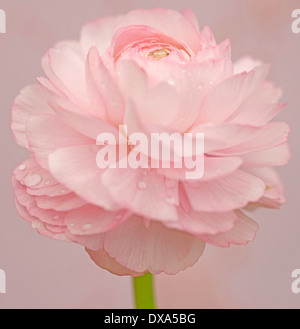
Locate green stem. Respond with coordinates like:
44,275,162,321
133,273,156,309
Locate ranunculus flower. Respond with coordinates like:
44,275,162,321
11,8,290,276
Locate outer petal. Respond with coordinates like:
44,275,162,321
34,193,87,211
49,101,120,140
157,156,243,181
13,158,72,197
86,248,146,277
12,175,67,227
230,103,285,127
41,41,89,108
165,207,237,235
14,201,69,242
48,145,119,211
234,56,263,74
80,8,202,55
228,80,283,125
190,122,260,153
200,210,258,247
12,158,80,227
102,167,178,221
181,8,200,31
243,167,286,208
241,143,291,167
13,158,126,241
26,114,92,169
14,158,56,189
65,205,129,235
184,169,266,212
197,65,269,124
198,26,216,47
212,122,290,156
11,84,53,149
102,216,206,275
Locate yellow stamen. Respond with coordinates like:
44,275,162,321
148,49,170,61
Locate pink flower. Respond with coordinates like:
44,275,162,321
11,8,290,276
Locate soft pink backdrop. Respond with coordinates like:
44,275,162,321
0,0,299,309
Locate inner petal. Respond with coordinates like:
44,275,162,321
111,25,192,62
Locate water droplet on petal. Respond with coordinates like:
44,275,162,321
23,174,42,187
45,180,51,185
60,189,67,194
53,215,60,220
82,223,92,231
138,181,147,190
18,164,26,171
168,78,176,86
197,84,203,90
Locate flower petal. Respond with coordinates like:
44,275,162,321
200,210,258,247
102,167,178,221
65,205,129,235
165,208,237,235
86,47,125,125
234,56,263,74
184,169,266,212
181,9,200,31
14,201,69,241
34,193,87,211
212,122,290,155
243,167,286,208
12,174,67,227
48,145,119,211
102,216,205,274
198,65,270,124
241,143,291,167
26,114,92,169
41,41,88,107
157,156,243,181
80,8,202,55
85,248,145,277
11,84,53,149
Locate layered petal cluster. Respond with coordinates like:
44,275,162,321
11,8,290,275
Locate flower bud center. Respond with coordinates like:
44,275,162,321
148,48,170,61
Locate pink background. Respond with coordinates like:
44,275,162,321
0,0,299,309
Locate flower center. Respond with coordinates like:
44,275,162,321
148,48,170,61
